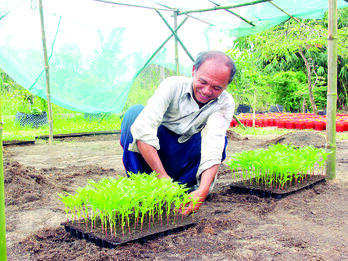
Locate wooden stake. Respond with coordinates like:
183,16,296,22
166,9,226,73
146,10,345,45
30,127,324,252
174,10,179,75
39,0,53,144
325,0,337,180
0,71,7,261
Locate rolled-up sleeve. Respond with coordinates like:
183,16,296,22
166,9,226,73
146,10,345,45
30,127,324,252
196,93,235,186
128,79,174,153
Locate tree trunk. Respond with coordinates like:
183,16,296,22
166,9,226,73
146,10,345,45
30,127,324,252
299,48,318,114
302,96,307,113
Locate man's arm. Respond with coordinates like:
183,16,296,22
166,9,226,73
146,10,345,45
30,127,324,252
182,164,220,215
136,140,171,179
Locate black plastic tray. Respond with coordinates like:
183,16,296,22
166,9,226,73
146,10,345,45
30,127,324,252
63,222,195,249
228,175,326,199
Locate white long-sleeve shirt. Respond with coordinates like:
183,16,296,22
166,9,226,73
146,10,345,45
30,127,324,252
129,75,235,183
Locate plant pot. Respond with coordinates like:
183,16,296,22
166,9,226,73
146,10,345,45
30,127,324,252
277,119,286,128
295,121,304,129
246,119,253,127
304,120,314,129
344,121,348,131
255,119,263,127
314,121,326,131
15,111,48,128
285,120,295,129
267,118,274,127
336,121,345,132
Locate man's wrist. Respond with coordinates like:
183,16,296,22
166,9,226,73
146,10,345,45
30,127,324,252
157,173,171,179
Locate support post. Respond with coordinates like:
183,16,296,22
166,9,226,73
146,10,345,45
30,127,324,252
39,0,53,144
133,16,188,80
174,10,179,75
325,0,337,179
155,9,195,62
0,72,7,261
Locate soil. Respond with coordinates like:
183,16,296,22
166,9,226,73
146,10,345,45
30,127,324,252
3,131,348,261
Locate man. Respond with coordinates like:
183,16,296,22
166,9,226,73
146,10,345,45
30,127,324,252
120,50,236,214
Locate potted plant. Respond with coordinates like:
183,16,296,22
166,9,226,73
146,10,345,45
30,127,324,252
15,93,48,128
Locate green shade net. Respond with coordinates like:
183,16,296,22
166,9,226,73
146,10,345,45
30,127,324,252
0,0,347,113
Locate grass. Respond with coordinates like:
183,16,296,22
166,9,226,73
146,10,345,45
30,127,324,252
2,114,122,141
231,126,292,136
231,126,348,140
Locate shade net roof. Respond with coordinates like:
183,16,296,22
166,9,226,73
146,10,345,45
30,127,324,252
1,0,347,113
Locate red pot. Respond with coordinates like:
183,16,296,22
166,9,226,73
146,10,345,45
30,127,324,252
285,120,295,129
304,120,314,129
314,121,326,131
337,121,345,132
295,121,304,129
277,119,286,128
267,118,274,126
344,121,348,131
255,119,263,127
246,119,253,127
230,118,237,127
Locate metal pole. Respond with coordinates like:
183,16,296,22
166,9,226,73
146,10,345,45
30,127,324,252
174,10,179,75
326,0,337,179
0,71,7,261
39,0,53,144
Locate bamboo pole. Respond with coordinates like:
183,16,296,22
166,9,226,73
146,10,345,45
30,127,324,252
39,0,53,144
177,0,272,16
233,115,246,129
268,1,301,23
0,72,7,261
133,17,188,81
94,0,170,11
155,9,194,62
208,0,255,27
325,0,337,180
174,11,179,75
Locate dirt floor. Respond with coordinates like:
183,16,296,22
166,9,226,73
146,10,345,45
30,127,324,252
3,130,348,261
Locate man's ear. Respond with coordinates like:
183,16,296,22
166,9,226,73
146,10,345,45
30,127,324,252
192,65,196,77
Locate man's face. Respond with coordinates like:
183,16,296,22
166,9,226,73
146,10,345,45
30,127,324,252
192,59,230,106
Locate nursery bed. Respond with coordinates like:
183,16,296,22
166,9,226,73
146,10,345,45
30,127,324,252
4,133,348,261
228,174,326,199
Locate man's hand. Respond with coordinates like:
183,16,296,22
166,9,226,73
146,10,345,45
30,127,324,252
182,188,208,215
181,164,220,215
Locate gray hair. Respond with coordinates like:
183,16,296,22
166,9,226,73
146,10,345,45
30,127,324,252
194,50,236,84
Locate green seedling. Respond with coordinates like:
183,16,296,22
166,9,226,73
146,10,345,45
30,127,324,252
58,172,195,238
226,144,331,190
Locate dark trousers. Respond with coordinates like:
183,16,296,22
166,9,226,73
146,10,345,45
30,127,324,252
120,104,227,188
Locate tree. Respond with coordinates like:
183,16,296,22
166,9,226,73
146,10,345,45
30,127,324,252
232,8,348,112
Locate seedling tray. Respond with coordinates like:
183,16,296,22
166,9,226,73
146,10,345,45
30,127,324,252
62,217,195,249
228,175,326,199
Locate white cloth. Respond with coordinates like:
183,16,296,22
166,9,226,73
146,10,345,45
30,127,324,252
129,75,235,183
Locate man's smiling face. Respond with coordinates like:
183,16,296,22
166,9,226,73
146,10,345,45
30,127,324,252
192,58,230,107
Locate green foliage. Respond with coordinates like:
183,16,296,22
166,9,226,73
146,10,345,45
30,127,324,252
227,49,274,112
58,173,197,236
271,71,307,112
231,10,348,111
124,64,177,110
226,144,330,189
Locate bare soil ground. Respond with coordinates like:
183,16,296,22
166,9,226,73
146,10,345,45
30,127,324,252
3,131,348,261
